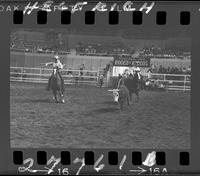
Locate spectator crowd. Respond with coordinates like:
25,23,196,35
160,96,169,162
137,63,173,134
10,35,191,76
149,65,191,75
11,37,190,59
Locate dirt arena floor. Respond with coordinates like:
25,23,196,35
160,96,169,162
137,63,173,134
10,82,190,149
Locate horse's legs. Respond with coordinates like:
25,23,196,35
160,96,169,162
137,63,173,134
61,78,65,93
59,91,65,103
135,91,139,102
119,101,123,111
53,90,58,103
129,91,133,103
127,96,130,106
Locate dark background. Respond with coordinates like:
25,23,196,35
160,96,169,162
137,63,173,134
0,1,199,175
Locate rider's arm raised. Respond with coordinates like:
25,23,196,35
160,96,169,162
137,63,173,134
45,62,54,66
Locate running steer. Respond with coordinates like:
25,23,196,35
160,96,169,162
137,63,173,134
109,85,130,110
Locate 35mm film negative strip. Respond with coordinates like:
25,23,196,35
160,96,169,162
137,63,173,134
0,0,199,175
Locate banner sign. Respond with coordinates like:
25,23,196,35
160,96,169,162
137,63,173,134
113,57,150,67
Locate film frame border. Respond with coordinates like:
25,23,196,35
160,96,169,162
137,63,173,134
0,0,199,175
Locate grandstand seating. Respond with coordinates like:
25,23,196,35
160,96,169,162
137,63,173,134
10,30,191,76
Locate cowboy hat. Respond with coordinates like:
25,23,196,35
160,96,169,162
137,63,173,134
53,55,59,59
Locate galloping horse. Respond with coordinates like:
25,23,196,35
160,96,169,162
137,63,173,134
49,68,65,103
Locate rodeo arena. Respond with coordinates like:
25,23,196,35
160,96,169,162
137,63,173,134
10,29,190,149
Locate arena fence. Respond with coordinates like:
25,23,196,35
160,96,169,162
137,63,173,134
10,67,191,91
10,66,106,87
109,73,191,91
150,73,191,91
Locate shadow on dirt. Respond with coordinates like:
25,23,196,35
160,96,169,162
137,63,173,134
28,99,51,103
100,101,117,105
82,107,119,117
93,107,119,113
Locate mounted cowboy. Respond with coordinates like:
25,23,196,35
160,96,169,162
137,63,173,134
45,55,65,92
134,62,141,80
117,72,127,89
116,72,130,110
